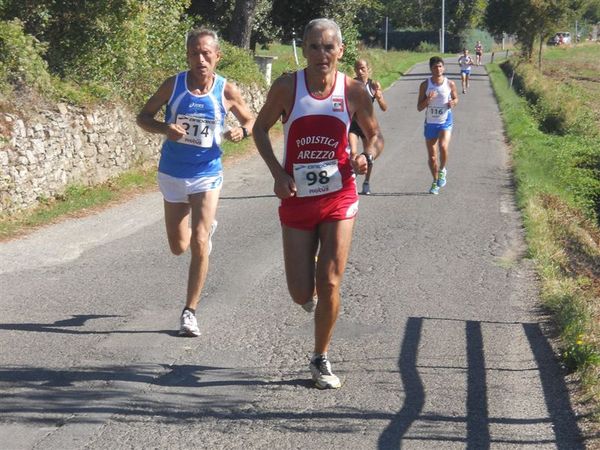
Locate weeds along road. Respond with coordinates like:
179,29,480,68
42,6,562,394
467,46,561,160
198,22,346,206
0,57,586,449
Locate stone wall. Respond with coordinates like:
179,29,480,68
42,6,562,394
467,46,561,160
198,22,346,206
0,84,266,214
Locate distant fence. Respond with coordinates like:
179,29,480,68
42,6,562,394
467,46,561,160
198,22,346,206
374,30,462,53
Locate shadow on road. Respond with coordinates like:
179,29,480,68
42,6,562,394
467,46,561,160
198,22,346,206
0,314,175,336
0,317,585,448
378,316,584,449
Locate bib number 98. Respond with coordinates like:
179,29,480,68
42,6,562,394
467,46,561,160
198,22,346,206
293,159,342,197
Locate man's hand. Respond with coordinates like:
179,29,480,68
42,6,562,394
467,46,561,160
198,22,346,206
224,126,246,142
274,172,297,199
166,123,186,141
351,153,369,175
371,81,382,98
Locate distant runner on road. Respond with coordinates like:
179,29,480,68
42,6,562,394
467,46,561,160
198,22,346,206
349,59,387,195
458,48,474,94
416,56,458,195
475,40,483,66
136,27,254,337
253,18,383,389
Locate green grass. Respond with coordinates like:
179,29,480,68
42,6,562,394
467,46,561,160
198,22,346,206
0,168,158,240
488,61,600,419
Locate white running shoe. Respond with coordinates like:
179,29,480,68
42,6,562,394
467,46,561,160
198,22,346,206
208,221,218,255
301,296,318,313
309,355,341,389
179,310,200,337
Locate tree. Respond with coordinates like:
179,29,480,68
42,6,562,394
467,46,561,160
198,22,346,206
385,0,484,35
228,0,259,48
485,0,581,62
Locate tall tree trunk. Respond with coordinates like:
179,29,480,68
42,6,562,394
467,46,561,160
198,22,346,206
228,0,258,49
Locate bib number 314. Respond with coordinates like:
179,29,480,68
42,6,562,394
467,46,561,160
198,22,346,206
293,159,342,197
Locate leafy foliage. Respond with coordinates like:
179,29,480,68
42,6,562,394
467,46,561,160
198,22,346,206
485,0,584,60
0,18,51,94
385,0,486,36
0,0,262,108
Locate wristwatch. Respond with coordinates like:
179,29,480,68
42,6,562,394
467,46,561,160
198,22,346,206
361,152,374,167
241,126,249,138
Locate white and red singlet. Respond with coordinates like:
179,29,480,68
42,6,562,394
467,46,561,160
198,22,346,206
279,69,359,230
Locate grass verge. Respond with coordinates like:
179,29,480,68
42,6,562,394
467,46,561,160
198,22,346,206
488,62,600,422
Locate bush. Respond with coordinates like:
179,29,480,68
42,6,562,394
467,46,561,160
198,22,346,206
415,41,438,53
218,40,265,87
0,19,52,94
459,29,495,53
0,1,264,108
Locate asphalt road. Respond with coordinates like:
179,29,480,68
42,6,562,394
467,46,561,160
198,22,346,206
0,57,586,449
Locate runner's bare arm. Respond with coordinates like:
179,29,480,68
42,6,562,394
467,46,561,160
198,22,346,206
448,80,459,108
136,77,185,141
223,81,255,142
371,80,388,112
349,79,384,170
417,80,433,112
253,75,297,199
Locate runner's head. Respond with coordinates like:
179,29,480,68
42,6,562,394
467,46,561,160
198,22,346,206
302,19,344,74
354,59,370,81
428,56,445,76
186,28,221,78
462,48,469,56
303,18,342,45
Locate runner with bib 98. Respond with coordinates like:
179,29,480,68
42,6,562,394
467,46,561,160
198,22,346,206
253,18,383,389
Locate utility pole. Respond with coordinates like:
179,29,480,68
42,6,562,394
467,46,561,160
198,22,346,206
441,0,445,53
385,17,389,51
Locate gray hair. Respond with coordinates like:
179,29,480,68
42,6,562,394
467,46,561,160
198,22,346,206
303,18,343,44
186,28,220,50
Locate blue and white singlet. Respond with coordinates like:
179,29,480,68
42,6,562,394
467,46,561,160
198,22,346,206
159,71,227,178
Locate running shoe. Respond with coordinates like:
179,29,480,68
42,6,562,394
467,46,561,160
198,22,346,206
361,182,371,195
179,310,200,337
208,221,218,255
301,296,318,313
309,354,341,389
437,168,447,188
429,182,440,195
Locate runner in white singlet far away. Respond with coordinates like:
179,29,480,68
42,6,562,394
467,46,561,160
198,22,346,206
349,59,387,195
137,28,254,337
458,48,474,94
253,18,383,389
417,56,458,195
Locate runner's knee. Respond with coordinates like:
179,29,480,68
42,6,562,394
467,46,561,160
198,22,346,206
189,230,210,255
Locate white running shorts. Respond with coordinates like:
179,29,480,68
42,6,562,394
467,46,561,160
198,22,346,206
158,171,223,204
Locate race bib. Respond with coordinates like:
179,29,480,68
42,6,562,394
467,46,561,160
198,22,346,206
426,105,449,124
293,159,342,197
175,114,217,148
